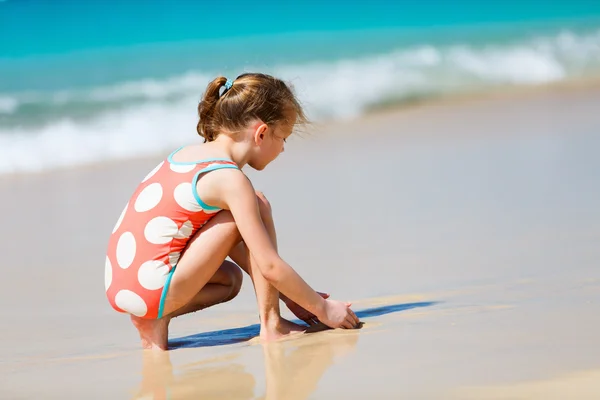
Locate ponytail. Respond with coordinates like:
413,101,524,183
197,76,228,143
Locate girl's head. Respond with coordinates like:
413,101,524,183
197,72,307,170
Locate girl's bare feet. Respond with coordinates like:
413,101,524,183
130,315,170,351
260,316,307,342
129,260,243,351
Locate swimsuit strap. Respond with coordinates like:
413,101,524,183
192,160,239,211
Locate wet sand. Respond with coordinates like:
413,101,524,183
1,84,599,399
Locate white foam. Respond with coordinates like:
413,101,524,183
87,72,213,102
0,98,197,174
447,45,565,83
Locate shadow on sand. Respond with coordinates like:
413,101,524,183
169,301,438,350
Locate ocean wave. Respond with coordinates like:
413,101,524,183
278,28,600,119
0,100,197,174
1,27,599,174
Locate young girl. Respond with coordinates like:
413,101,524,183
105,72,359,350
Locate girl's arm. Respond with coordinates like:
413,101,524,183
201,168,358,329
217,170,328,318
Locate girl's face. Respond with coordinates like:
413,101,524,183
249,113,295,170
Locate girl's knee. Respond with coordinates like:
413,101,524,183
230,263,243,292
213,210,242,240
230,268,243,298
221,261,243,299
255,191,273,221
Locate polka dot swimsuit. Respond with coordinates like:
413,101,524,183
105,147,239,319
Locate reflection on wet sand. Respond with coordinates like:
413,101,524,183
132,300,437,399
132,331,359,400
258,331,360,400
133,351,255,399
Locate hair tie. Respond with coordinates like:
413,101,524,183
224,79,233,90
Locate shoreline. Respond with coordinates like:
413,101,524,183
2,75,600,181
362,73,600,115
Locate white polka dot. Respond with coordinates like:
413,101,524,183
174,182,220,213
112,203,128,233
169,163,196,173
105,257,112,291
134,183,163,212
175,220,194,239
138,260,170,290
142,161,164,183
115,290,148,317
116,232,136,269
173,182,202,212
144,216,178,245
169,252,180,266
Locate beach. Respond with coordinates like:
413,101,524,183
1,83,599,399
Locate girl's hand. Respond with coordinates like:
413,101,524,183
318,299,360,329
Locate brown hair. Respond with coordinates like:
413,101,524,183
197,72,308,142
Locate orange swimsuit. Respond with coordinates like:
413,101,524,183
105,147,238,319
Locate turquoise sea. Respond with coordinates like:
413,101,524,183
1,0,600,173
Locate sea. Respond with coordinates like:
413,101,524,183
1,0,600,174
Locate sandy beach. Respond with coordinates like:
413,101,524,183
1,84,599,399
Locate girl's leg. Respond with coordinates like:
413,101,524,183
167,260,243,319
131,192,302,351
228,242,305,341
156,190,305,344
131,260,242,351
131,210,242,351
228,191,305,340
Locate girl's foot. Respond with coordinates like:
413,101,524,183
260,316,307,342
130,315,170,351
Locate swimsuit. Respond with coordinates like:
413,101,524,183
104,147,239,319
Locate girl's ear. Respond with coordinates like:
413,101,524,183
253,123,268,145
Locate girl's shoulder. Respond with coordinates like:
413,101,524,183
167,145,236,166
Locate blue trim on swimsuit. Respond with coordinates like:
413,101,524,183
157,267,176,319
192,164,239,210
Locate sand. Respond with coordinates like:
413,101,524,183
1,84,599,399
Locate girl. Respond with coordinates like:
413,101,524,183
105,72,359,350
